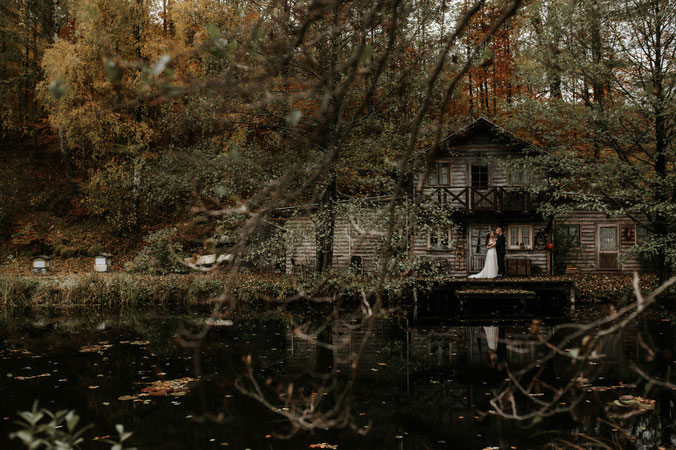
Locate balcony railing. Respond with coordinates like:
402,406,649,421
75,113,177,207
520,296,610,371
427,186,536,213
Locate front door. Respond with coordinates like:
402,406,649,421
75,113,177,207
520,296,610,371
598,225,619,270
469,225,491,272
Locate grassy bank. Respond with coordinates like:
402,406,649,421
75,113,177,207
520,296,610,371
0,271,662,309
0,273,225,308
0,272,398,309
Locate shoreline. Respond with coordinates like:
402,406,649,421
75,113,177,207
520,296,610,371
0,271,662,309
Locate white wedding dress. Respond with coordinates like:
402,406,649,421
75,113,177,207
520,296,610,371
469,246,499,279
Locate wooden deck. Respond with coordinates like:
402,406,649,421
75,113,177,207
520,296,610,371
417,277,576,311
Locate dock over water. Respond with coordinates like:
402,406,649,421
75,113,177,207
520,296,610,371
416,277,576,312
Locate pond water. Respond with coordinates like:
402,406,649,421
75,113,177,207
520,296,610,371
0,303,674,449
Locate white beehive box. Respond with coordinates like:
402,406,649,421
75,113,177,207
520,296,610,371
94,253,113,272
31,256,51,274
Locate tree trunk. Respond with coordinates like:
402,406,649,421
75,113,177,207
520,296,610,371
314,9,341,273
652,0,668,281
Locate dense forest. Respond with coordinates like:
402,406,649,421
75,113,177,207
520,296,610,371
0,0,673,277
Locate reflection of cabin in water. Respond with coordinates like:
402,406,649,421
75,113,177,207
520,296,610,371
284,118,646,276
283,317,643,378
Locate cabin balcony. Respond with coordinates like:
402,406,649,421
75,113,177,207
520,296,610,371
426,186,538,214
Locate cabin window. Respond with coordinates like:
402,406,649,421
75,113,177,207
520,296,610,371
507,169,531,186
427,163,451,186
471,165,489,189
508,225,532,250
558,224,580,246
636,224,651,244
427,227,452,251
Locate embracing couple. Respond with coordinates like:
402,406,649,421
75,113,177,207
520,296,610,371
469,227,506,279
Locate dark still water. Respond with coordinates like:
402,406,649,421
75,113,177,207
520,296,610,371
0,305,674,449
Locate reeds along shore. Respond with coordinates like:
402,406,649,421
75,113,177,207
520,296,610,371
0,272,662,309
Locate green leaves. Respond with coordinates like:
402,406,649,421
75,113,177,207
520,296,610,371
10,401,97,450
207,23,221,40
105,424,136,450
357,44,374,65
115,424,133,443
207,23,237,57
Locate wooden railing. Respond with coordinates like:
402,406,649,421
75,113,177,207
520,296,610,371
427,186,535,213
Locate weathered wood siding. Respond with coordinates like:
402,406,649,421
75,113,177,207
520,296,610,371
411,219,549,276
285,216,382,273
555,211,644,272
416,146,523,207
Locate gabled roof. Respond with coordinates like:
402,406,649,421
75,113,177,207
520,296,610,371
428,117,532,155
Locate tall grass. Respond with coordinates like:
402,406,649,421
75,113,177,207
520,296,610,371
0,271,398,309
0,274,225,309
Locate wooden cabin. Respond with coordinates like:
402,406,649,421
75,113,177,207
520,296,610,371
412,117,549,276
284,118,646,276
284,213,384,274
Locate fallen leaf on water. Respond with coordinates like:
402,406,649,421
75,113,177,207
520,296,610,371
590,383,637,392
118,395,138,401
88,385,99,389
15,373,51,380
80,343,112,353
129,341,150,346
93,435,110,441
140,377,197,396
309,444,338,449
609,395,655,410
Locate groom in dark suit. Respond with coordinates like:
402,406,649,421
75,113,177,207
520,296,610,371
495,227,506,277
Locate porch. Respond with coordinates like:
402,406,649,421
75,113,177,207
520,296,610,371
428,186,537,213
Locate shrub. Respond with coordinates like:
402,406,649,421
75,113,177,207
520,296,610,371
128,228,189,275
84,162,138,234
552,227,581,275
10,401,136,450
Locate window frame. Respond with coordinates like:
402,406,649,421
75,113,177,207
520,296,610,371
426,226,453,251
636,224,651,244
471,164,489,189
506,168,531,187
597,224,620,270
426,162,452,186
507,224,534,250
557,223,581,247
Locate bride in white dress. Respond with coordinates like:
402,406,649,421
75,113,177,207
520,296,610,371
469,231,499,279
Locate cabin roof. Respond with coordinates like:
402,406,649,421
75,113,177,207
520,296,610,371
428,117,532,156
31,255,51,260
95,253,113,257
